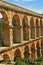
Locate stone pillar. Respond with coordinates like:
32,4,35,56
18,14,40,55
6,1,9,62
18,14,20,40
34,18,36,39
9,25,13,47
21,27,23,43
35,43,37,58
29,26,31,40
29,44,31,58
28,17,31,40
8,23,13,47
8,11,13,47
20,16,23,44
34,27,36,39
39,26,41,37
38,27,40,37
39,40,42,56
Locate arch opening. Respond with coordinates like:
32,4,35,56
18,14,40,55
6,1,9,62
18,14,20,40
36,41,40,57
3,54,10,62
0,13,4,47
12,14,21,43
22,16,29,41
30,18,35,39
14,49,21,61
36,19,39,37
41,39,43,56
24,46,29,58
0,11,10,47
31,43,35,58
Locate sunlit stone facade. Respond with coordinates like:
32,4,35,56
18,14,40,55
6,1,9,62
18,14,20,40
0,0,43,61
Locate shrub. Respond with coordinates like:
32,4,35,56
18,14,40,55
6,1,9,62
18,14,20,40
15,60,28,65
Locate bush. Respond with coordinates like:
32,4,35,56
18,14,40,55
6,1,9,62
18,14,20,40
36,56,43,62
15,60,28,65
15,56,43,65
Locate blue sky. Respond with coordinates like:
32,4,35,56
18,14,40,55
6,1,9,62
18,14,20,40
5,0,43,14
0,0,43,18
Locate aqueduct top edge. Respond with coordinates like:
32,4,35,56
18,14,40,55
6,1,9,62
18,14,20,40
0,1,43,18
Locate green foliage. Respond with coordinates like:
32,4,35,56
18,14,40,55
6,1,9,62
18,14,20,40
15,60,28,65
15,56,43,65
0,56,43,65
36,56,43,62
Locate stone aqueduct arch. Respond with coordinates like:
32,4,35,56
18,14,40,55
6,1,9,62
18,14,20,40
24,46,29,58
22,16,29,40
0,1,43,46
30,17,35,39
36,18,39,37
3,53,10,62
31,43,35,58
0,11,8,22
2,41,43,61
41,39,43,56
0,1,43,60
0,11,10,46
12,14,21,43
14,49,21,60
